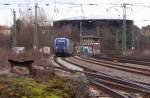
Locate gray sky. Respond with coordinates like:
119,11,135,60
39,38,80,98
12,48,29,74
0,0,150,28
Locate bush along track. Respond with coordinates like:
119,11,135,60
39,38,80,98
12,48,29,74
0,75,89,98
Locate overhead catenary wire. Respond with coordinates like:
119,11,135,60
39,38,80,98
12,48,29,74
1,1,150,23
1,1,150,26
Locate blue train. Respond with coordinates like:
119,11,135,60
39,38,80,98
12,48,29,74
54,37,73,56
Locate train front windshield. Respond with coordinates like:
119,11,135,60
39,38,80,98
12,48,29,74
56,40,67,47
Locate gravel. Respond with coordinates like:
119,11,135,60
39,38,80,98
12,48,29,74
66,57,150,84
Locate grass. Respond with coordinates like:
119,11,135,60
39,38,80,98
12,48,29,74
0,75,71,98
0,49,70,98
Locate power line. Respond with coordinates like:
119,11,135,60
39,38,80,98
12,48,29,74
106,3,132,54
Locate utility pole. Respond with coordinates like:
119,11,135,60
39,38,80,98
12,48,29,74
131,21,135,51
79,21,83,53
116,30,119,52
80,21,83,45
146,30,150,48
34,3,38,49
122,3,128,54
13,10,16,49
96,21,101,54
96,21,100,37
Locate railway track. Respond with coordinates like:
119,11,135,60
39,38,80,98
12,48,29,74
76,56,150,86
72,56,150,86
94,55,150,66
63,57,150,93
53,56,132,98
51,56,150,98
74,56,150,76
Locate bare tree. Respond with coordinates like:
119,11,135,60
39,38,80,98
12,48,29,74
16,8,52,49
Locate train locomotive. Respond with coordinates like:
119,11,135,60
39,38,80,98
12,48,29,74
54,37,73,56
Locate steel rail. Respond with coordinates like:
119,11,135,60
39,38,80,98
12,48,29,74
52,57,132,98
88,78,130,98
62,57,150,94
74,56,150,76
96,55,150,66
79,56,150,72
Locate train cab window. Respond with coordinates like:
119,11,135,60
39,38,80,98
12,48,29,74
56,42,65,46
56,40,67,46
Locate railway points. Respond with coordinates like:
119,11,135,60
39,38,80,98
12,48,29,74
51,55,149,97
1,1,150,97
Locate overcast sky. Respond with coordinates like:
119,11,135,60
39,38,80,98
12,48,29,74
0,0,150,28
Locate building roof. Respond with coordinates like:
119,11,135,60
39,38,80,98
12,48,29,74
55,16,133,22
0,26,10,30
0,26,11,35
